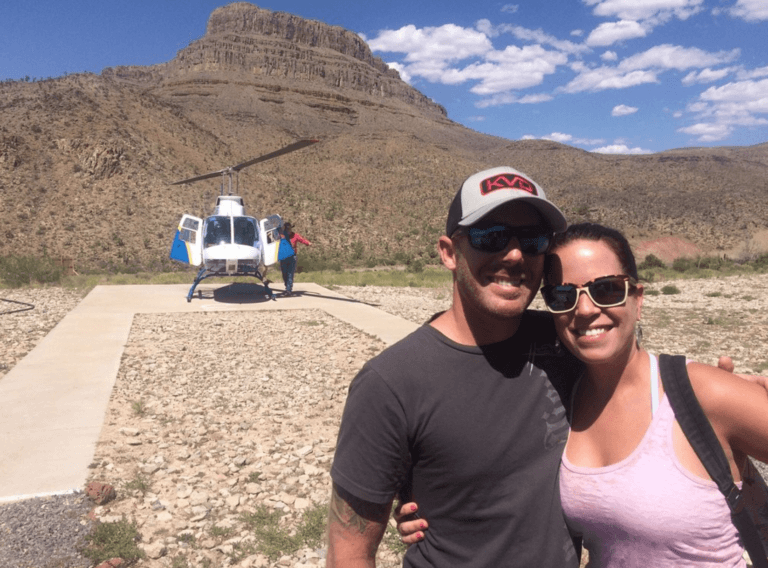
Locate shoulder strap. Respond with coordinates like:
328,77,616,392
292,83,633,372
658,354,768,567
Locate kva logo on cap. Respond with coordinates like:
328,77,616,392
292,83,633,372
480,173,537,196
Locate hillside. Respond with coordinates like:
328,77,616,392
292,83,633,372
1,2,767,273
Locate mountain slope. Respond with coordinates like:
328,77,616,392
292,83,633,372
1,2,766,273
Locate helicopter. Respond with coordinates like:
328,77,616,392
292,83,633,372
169,139,318,302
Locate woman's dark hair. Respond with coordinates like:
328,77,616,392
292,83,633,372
544,223,638,284
283,222,294,238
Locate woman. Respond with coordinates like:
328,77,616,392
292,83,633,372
398,223,768,566
278,222,311,296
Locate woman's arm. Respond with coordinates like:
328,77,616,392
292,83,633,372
689,362,768,465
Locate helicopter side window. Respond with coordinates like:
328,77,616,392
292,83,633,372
180,228,197,244
204,216,231,248
233,217,257,245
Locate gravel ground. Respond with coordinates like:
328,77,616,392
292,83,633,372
0,276,766,567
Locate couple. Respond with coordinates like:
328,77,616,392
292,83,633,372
328,167,768,567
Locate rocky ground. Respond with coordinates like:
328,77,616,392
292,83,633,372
1,275,767,567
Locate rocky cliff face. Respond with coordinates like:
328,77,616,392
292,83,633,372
104,2,446,118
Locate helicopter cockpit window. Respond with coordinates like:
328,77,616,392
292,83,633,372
233,217,258,245
204,216,231,247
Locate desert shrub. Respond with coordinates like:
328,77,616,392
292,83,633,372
406,259,425,273
751,253,768,270
671,257,695,273
80,517,145,564
0,254,63,287
638,254,666,269
694,256,729,270
661,284,681,295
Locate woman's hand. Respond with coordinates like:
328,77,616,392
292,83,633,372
394,501,428,545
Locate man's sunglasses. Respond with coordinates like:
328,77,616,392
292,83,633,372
541,275,638,314
461,224,552,255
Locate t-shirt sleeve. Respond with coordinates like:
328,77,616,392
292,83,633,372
331,363,410,505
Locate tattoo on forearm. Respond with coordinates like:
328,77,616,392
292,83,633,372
328,484,391,561
330,488,372,535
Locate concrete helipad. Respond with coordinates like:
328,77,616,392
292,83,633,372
0,283,418,502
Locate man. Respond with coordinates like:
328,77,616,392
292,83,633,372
329,166,581,567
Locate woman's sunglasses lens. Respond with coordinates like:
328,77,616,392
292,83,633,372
590,278,626,305
544,286,576,311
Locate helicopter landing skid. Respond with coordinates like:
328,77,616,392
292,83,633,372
186,267,276,302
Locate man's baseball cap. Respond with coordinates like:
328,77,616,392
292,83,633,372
445,166,567,236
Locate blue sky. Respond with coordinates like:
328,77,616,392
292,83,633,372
2,0,766,153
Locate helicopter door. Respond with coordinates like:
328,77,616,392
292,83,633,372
170,214,203,266
259,214,283,266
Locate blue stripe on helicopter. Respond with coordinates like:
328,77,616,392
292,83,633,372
170,230,190,264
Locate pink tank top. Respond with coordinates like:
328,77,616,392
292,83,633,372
560,356,746,567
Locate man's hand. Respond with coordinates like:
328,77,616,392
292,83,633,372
327,483,391,568
393,501,428,545
718,356,768,391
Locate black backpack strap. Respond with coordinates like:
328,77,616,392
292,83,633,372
658,353,768,567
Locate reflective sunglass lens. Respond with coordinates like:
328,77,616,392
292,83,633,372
467,226,550,254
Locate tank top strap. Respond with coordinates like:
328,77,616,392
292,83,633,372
649,353,660,417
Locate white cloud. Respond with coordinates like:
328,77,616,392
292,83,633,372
681,67,734,85
583,0,704,23
370,23,569,95
619,44,740,71
519,93,554,104
478,21,588,54
562,45,741,94
676,122,732,141
601,50,619,61
501,4,519,14
586,20,647,46
475,92,554,107
369,24,492,63
561,62,659,93
612,104,638,116
467,115,486,122
727,0,768,22
678,77,768,141
591,143,653,154
736,65,768,80
523,132,606,146
571,29,585,37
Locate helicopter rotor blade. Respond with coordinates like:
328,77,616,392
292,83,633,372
170,169,231,186
169,139,318,186
231,139,318,172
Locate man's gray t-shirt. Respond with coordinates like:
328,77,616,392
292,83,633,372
331,310,581,567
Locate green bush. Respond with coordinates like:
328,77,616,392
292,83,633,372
638,254,666,269
695,256,729,270
80,517,145,564
752,253,768,269
661,284,681,295
0,254,63,287
671,257,695,272
240,502,328,561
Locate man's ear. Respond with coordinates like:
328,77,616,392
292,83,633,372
438,236,458,271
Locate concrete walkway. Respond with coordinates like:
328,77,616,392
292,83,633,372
0,283,418,502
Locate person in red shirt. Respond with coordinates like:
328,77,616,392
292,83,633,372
280,222,311,296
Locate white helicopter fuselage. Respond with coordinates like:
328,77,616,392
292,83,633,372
170,195,283,276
